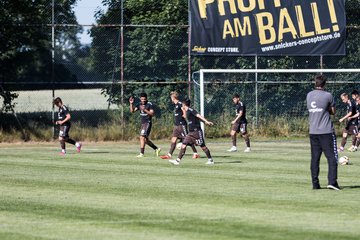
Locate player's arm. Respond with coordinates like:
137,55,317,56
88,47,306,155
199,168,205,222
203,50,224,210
328,96,336,115
339,111,353,122
129,96,138,113
232,110,243,124
56,113,71,125
181,106,187,118
196,114,213,126
348,111,359,119
142,107,155,117
329,106,336,115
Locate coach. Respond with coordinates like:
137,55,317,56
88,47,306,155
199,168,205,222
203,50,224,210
306,74,340,191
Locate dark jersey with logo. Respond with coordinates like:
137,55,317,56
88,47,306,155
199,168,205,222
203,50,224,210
346,100,358,126
136,101,154,124
357,104,360,124
186,108,201,132
235,101,247,124
58,105,71,126
174,101,187,126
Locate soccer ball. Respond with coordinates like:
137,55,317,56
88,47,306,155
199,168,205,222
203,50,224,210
176,142,182,150
338,156,350,165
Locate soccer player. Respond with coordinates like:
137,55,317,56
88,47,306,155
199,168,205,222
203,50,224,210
348,95,360,151
338,93,358,152
351,89,359,101
227,94,251,153
169,99,214,165
160,91,199,160
306,74,339,190
53,97,82,155
129,92,161,158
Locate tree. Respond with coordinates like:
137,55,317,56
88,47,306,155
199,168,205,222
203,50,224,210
0,0,81,89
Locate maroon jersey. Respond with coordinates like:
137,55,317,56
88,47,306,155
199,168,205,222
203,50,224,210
186,108,201,132
57,105,71,126
136,101,154,124
235,102,247,124
174,101,187,126
346,100,358,126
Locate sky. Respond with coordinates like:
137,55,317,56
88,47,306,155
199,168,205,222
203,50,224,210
73,0,108,44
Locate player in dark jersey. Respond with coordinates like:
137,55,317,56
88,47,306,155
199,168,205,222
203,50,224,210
227,94,251,153
169,99,214,165
129,92,161,158
338,93,358,152
53,97,82,155
160,92,199,159
349,95,360,151
351,90,358,101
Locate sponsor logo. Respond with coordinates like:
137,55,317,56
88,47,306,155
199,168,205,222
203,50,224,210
309,101,324,113
192,46,207,53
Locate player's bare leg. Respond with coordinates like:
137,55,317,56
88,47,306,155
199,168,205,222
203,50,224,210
190,144,200,159
59,136,66,155
144,137,160,156
137,136,146,157
169,144,187,165
227,130,237,152
201,146,214,165
242,133,251,152
339,132,348,152
354,133,360,151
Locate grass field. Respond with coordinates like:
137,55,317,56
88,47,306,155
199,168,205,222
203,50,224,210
1,139,360,240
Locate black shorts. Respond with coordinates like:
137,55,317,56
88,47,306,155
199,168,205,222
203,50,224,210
59,125,71,138
231,122,247,134
140,122,152,137
172,125,188,139
183,130,205,147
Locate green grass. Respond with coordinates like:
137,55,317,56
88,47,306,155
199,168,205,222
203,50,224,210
1,140,360,240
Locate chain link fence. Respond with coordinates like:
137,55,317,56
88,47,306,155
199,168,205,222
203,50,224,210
1,1,360,141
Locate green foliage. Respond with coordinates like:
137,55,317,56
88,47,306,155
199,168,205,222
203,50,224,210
0,87,18,113
0,0,81,85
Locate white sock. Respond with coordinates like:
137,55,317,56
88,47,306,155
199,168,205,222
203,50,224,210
75,142,81,147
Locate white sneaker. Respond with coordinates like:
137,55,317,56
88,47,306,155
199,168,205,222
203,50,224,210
169,159,180,165
136,153,144,158
205,159,214,165
227,146,237,152
244,147,251,153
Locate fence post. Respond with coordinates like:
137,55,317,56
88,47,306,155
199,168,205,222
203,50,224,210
255,55,258,127
51,0,55,139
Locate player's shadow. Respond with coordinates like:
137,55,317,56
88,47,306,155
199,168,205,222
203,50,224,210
341,185,360,189
214,160,242,164
81,152,110,154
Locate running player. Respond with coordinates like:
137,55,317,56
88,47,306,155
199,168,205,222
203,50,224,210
53,97,82,155
349,95,360,151
169,99,214,165
351,90,359,101
338,93,358,152
129,92,161,157
227,94,251,153
160,91,199,159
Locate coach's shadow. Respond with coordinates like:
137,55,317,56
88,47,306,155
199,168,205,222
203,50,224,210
81,151,111,154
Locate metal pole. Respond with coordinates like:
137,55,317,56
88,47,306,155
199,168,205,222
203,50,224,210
51,0,55,138
120,0,125,139
255,55,258,127
320,55,323,73
188,0,191,99
200,70,205,135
